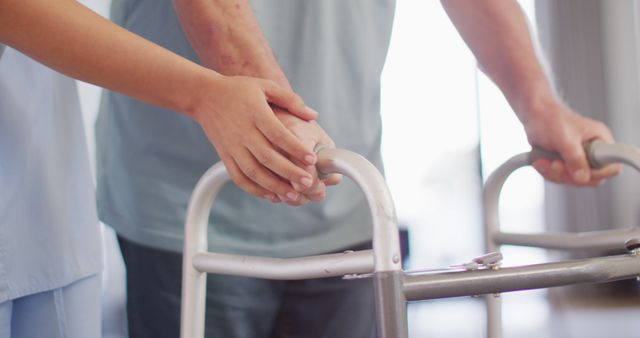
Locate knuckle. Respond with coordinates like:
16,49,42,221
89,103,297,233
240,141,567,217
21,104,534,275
244,166,258,179
255,152,273,168
270,128,287,142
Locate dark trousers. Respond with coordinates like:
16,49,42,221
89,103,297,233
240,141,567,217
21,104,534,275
118,236,377,338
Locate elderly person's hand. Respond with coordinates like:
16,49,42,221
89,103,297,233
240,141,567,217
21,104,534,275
270,108,342,206
522,101,621,186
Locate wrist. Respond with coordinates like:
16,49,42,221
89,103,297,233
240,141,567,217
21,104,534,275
511,81,564,126
184,68,226,122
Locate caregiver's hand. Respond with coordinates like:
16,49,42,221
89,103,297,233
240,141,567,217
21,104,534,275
193,74,319,202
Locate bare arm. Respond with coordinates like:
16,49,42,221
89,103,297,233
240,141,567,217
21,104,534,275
442,0,620,186
0,0,318,201
174,0,336,203
173,0,291,87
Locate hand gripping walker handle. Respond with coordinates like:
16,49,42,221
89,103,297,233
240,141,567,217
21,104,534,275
483,140,640,252
483,139,640,338
528,139,640,170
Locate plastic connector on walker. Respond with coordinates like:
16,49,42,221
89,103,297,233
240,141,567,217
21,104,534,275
625,238,640,254
450,252,503,271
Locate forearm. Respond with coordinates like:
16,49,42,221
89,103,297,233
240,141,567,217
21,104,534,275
0,0,214,117
443,0,621,185
173,0,291,88
442,0,557,121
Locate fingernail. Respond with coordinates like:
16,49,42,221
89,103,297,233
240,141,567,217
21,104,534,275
300,176,313,188
572,169,589,183
304,154,316,165
292,182,304,192
286,191,299,201
551,161,563,174
305,107,319,118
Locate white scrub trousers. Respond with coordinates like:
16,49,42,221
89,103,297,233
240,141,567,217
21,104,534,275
0,274,101,338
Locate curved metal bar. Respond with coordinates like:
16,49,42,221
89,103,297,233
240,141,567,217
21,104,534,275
483,153,530,253
180,149,401,338
316,148,401,272
483,141,640,252
181,162,229,338
494,227,640,252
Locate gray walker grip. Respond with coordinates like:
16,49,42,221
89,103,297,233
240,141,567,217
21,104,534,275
528,139,605,169
528,139,640,170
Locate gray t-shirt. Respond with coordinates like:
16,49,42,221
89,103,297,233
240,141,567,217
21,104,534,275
0,47,102,301
96,0,396,257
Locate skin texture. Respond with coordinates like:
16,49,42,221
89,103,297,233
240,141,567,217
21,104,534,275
0,0,321,200
173,0,342,205
441,0,621,186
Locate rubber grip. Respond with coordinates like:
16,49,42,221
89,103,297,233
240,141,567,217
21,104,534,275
528,139,603,169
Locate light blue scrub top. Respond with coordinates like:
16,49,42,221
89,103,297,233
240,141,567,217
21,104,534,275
96,0,396,258
0,46,102,302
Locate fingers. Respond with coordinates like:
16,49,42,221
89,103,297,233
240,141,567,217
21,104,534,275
591,163,622,181
532,158,573,185
532,158,621,187
218,152,277,201
289,161,328,202
220,148,303,203
246,139,315,191
303,181,327,202
556,140,591,184
256,111,318,167
521,102,624,187
322,173,343,186
262,80,318,121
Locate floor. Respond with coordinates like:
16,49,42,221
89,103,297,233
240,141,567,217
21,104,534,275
408,285,640,338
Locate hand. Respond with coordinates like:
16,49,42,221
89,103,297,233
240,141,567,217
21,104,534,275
191,74,319,202
273,108,342,206
522,101,621,186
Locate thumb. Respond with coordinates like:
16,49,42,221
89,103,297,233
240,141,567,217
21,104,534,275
262,81,318,121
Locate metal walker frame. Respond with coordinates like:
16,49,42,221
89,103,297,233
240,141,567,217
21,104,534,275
181,141,640,338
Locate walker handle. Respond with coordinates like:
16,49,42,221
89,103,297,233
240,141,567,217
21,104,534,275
528,139,603,169
528,139,640,170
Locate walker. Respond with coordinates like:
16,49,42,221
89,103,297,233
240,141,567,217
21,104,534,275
180,140,640,338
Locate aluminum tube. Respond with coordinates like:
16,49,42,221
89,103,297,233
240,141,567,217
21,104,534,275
403,254,640,301
316,148,402,273
495,227,640,251
192,250,374,280
181,163,229,338
483,153,529,252
375,271,408,338
181,149,401,338
481,152,529,338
